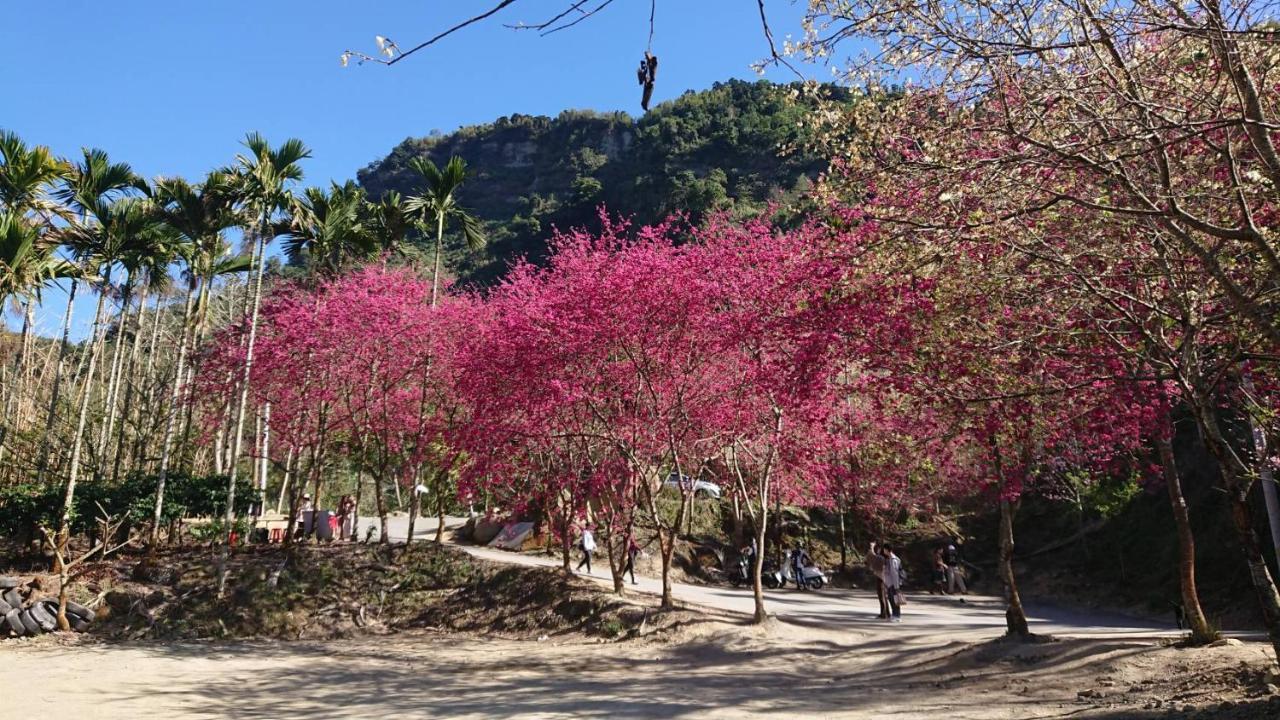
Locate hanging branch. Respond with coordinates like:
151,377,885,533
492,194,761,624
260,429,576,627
541,0,617,36
647,0,656,52
341,0,522,67
755,0,804,79
504,1,592,32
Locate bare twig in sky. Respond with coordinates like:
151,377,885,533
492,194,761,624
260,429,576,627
343,0,806,79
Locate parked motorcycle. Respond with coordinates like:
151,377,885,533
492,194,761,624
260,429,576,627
761,560,786,590
782,550,828,590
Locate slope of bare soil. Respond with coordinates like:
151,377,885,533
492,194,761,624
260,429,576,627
1,542,692,642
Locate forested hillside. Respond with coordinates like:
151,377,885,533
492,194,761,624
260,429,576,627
357,79,845,286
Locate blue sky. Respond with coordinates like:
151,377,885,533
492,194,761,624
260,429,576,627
3,1,822,338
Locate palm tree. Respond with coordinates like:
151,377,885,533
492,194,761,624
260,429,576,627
0,130,67,218
36,149,143,484
105,218,182,482
286,180,375,275
49,192,153,631
0,213,79,468
405,156,485,306
146,173,243,552
219,133,309,581
368,190,412,255
0,131,69,474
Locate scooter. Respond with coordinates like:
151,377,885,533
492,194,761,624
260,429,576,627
761,560,786,590
782,551,829,590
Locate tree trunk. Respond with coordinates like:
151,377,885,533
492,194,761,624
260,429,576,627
111,286,150,482
561,510,572,573
1156,435,1214,643
52,321,103,628
0,300,33,469
36,278,80,483
258,403,271,516
1192,393,1280,663
1242,372,1280,574
999,498,1031,638
96,282,135,476
373,471,389,544
276,447,295,514
751,488,770,624
405,478,419,549
431,212,445,306
150,285,196,555
220,229,269,595
1227,487,1280,662
435,487,446,543
131,284,168,473
838,501,848,575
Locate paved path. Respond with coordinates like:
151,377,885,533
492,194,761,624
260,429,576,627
384,514,1184,641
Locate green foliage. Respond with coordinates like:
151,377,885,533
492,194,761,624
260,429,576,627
358,79,851,287
1078,472,1143,520
0,473,256,537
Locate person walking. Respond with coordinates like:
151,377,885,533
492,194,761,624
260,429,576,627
622,533,640,585
883,544,903,622
944,539,967,594
868,541,890,619
575,525,596,575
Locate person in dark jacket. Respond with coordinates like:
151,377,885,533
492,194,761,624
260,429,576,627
868,541,890,619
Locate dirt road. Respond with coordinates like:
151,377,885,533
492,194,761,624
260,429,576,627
390,515,1180,640
4,519,1274,719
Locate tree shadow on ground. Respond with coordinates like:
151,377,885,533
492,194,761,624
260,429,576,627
75,624,1238,719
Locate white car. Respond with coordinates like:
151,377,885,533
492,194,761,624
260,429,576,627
663,473,722,499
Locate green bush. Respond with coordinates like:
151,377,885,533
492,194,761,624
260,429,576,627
0,473,255,538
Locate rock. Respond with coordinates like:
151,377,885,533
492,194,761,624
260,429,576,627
1208,638,1243,647
105,590,144,612
1078,689,1103,699
1265,683,1280,696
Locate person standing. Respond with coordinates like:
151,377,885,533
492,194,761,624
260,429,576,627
791,544,811,590
945,539,967,594
883,544,903,622
576,525,596,574
931,546,949,595
868,541,890,619
337,495,356,541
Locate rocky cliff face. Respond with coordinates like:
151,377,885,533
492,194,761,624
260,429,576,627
357,79,840,286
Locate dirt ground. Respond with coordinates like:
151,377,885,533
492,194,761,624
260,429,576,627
3,614,1278,719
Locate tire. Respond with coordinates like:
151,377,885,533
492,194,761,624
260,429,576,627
0,576,19,589
2,588,21,608
0,598,11,615
4,609,25,637
809,577,825,590
70,617,90,633
18,609,41,635
28,600,57,632
64,600,94,622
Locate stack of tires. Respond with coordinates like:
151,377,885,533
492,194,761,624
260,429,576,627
1,577,94,638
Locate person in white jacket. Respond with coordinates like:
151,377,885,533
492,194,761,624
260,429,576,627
575,525,597,574
882,544,903,622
